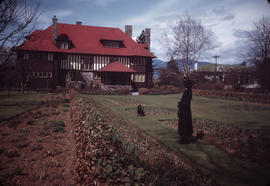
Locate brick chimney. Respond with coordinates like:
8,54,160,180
125,25,132,37
145,28,151,51
52,16,57,45
76,21,82,25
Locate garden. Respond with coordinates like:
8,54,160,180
86,93,270,186
1,90,270,185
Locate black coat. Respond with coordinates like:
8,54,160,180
178,88,193,137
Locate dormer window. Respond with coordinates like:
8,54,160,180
100,39,125,48
56,34,74,50
59,41,69,49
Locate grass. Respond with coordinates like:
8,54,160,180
88,94,270,129
0,91,44,121
83,94,270,186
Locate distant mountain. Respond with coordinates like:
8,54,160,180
152,58,212,78
189,61,213,70
152,59,167,69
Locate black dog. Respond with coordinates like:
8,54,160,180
137,105,145,116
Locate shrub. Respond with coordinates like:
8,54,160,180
5,150,20,158
16,143,29,148
31,144,43,151
1,167,24,179
50,120,65,133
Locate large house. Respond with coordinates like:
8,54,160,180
14,16,155,89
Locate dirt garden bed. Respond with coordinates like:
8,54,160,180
0,93,75,185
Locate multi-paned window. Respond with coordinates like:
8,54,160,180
131,57,145,65
27,52,53,63
23,52,29,61
48,53,53,61
33,72,53,78
101,40,125,48
81,55,94,70
59,41,69,49
132,73,145,82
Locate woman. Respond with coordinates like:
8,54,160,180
178,76,193,143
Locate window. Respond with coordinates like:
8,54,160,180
32,72,53,78
133,73,145,82
110,56,118,62
101,40,124,48
81,55,93,70
23,52,29,61
132,57,145,66
60,41,69,49
48,53,53,61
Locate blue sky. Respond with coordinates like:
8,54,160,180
37,0,270,64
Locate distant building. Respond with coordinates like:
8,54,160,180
195,63,259,91
14,16,155,89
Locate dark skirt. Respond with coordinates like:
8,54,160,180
178,103,193,137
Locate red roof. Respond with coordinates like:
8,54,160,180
98,62,136,73
15,23,156,58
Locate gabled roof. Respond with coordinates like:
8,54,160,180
98,62,136,73
15,23,156,58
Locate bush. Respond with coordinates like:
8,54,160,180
139,86,180,95
195,82,224,90
50,120,65,133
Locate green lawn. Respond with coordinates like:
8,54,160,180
83,94,270,186
0,91,44,121
89,94,270,129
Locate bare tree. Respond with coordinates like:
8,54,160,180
245,17,270,92
164,14,215,75
245,17,270,64
0,0,40,64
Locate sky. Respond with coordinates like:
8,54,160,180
36,0,270,64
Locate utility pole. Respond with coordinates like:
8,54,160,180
213,55,220,82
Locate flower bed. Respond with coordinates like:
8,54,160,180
161,118,270,167
71,92,217,185
193,89,270,103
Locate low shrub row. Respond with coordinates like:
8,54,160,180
71,92,217,185
193,89,270,103
139,86,180,95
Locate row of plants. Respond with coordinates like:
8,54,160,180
138,86,180,95
161,118,270,167
218,103,270,112
193,89,270,103
71,91,217,185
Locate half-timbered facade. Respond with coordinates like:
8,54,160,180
15,16,155,89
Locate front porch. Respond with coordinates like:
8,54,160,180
98,61,136,90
